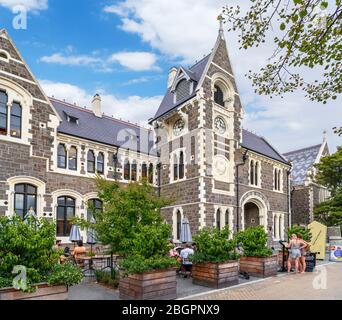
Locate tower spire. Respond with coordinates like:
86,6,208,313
217,15,224,40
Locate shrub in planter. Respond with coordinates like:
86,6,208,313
191,226,240,288
236,226,277,278
79,179,179,300
0,215,83,297
95,269,119,289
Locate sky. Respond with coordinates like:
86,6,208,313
0,0,340,153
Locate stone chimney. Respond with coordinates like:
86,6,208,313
92,94,102,117
167,67,178,88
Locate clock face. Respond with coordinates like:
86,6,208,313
173,119,185,136
214,116,226,134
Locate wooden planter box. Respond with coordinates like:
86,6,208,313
119,268,177,300
0,283,68,300
239,255,278,278
192,260,239,289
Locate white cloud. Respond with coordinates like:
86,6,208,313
40,53,100,66
0,0,48,12
40,50,159,72
109,51,158,71
40,80,163,125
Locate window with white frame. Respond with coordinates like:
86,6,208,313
172,150,185,182
249,159,261,187
273,212,285,241
216,209,221,229
0,91,22,138
274,167,283,191
123,158,140,181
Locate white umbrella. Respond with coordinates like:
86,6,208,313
180,217,192,243
69,225,82,243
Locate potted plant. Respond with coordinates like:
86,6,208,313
237,226,278,278
0,215,83,300
191,226,240,288
83,179,179,300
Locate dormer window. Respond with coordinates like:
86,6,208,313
214,85,224,107
64,111,79,124
69,116,79,124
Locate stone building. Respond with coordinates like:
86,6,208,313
284,135,330,226
0,26,291,245
150,26,291,246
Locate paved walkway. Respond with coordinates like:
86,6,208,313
182,262,342,300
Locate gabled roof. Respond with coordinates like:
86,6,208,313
283,143,324,185
151,54,210,122
51,98,156,156
242,130,289,164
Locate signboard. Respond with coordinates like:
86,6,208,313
308,221,327,260
329,238,342,262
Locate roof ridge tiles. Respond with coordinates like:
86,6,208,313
283,143,322,156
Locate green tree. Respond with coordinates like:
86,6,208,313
314,146,342,195
314,190,342,226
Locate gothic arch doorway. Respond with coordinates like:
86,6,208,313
244,202,260,229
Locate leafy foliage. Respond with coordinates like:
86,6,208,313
94,269,119,288
221,1,341,104
191,226,239,263
314,189,342,227
47,263,83,287
236,226,273,257
314,146,342,195
83,178,178,275
0,215,82,291
288,225,312,241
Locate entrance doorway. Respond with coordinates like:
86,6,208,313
244,202,260,229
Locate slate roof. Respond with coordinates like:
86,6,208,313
151,54,210,121
51,98,156,156
283,144,322,185
242,130,289,164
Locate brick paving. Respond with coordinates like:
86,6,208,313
182,262,342,300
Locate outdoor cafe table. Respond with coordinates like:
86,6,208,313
79,255,121,275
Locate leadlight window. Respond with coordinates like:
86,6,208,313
57,143,67,169
14,183,37,220
87,150,95,173
0,90,8,136
97,152,104,174
10,102,21,138
57,196,75,237
68,146,77,171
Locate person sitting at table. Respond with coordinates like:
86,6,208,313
72,240,86,267
180,243,194,278
168,240,180,258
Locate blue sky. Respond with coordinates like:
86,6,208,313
0,0,340,152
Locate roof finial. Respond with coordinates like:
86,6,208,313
323,129,327,142
217,15,224,39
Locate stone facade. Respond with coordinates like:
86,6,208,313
0,28,291,247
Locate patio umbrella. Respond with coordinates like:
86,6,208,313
87,217,97,254
69,224,82,246
180,217,192,243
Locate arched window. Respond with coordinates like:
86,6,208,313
124,159,130,180
225,209,229,226
273,215,277,239
216,209,221,229
279,215,282,240
87,199,103,221
0,90,8,136
250,160,254,185
87,150,95,173
131,160,137,181
57,196,75,236
148,163,154,184
179,151,184,180
97,152,104,174
173,154,178,181
14,183,37,220
274,168,278,190
57,143,67,169
68,146,77,171
255,162,259,186
10,102,21,138
176,210,182,240
141,163,147,179
214,85,224,107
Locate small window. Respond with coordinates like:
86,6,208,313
176,210,182,240
68,146,77,171
97,152,104,174
250,160,254,185
216,209,221,229
10,102,21,138
0,90,8,136
131,160,137,181
87,150,95,173
57,144,67,169
0,51,8,60
124,159,130,180
142,163,147,179
225,209,229,226
255,162,259,186
173,154,178,181
14,183,37,220
148,163,154,184
214,85,224,107
179,151,184,179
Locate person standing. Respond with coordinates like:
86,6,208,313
297,234,309,273
287,234,306,273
